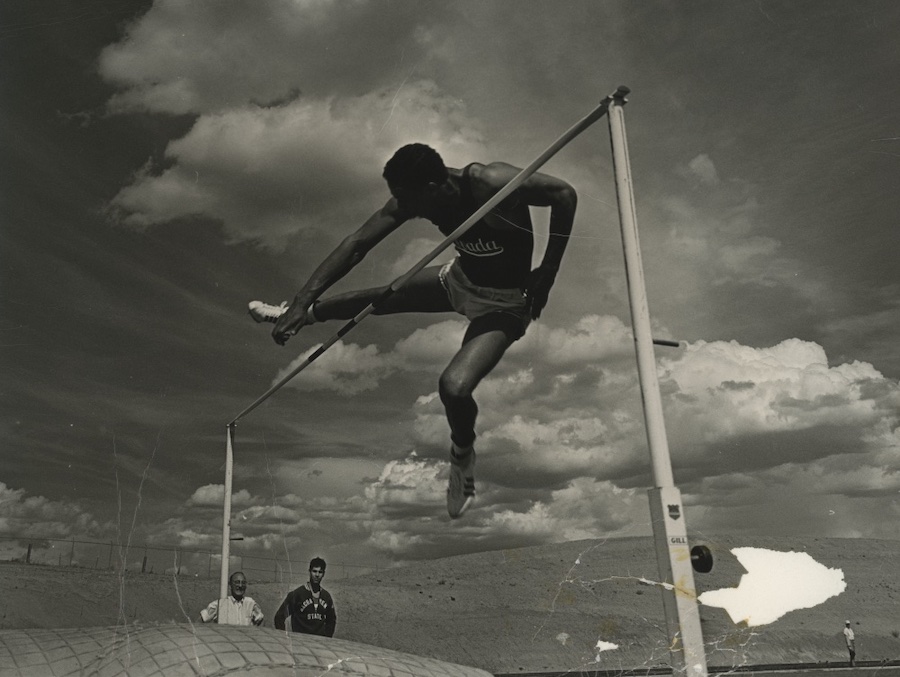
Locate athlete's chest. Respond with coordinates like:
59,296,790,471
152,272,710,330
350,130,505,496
426,198,528,237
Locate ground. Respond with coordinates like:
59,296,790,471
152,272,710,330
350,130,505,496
4,536,900,673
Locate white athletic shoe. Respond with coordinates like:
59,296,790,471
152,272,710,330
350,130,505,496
447,447,476,519
248,300,288,324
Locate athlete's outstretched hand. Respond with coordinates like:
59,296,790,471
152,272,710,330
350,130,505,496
273,301,313,345
523,266,557,320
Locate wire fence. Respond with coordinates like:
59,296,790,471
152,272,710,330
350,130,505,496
0,535,380,583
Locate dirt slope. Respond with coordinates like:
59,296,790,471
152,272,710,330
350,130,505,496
5,535,900,673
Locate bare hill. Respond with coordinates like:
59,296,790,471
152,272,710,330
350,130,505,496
5,535,900,673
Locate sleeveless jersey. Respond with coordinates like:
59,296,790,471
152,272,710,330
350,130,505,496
429,164,533,289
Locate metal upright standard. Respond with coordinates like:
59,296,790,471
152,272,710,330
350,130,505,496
219,425,235,602
607,90,708,676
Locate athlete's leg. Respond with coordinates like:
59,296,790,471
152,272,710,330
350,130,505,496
439,313,522,448
313,266,452,321
442,312,523,518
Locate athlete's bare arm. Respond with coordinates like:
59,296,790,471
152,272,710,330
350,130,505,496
272,201,409,344
472,162,577,318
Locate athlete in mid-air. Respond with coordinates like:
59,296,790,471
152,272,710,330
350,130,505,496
250,143,577,518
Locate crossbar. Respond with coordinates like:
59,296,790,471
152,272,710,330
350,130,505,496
228,87,630,426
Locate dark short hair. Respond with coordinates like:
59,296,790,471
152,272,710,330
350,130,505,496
382,143,448,189
309,557,327,571
229,571,246,583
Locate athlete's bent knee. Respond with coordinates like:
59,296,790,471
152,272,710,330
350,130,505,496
439,369,474,402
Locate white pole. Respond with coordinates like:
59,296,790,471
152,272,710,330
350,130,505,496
607,97,673,489
219,424,235,602
607,90,707,677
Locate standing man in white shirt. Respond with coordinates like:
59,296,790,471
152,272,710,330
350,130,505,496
200,571,265,626
843,620,856,666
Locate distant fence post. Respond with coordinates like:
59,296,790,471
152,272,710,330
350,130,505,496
7,535,377,582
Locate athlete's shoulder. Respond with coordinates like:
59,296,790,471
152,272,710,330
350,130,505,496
467,161,515,186
464,162,521,203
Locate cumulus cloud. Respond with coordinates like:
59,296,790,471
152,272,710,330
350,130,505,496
398,320,898,485
398,315,655,488
696,456,900,510
638,153,840,356
280,313,637,424
0,482,111,539
363,457,645,560
483,478,640,540
365,454,446,518
187,483,256,508
655,189,799,293
392,319,468,370
246,311,900,555
514,314,635,367
276,340,396,395
273,318,465,396
99,0,459,115
662,339,895,452
178,484,337,553
658,338,900,540
147,328,899,561
106,81,484,251
100,3,490,255
154,486,371,560
820,291,900,376
684,153,720,186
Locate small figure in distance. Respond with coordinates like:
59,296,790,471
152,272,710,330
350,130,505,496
274,557,337,637
199,571,264,626
843,620,856,666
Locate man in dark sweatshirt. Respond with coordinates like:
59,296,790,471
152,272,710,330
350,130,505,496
274,557,336,636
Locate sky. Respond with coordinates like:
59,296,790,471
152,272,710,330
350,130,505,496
1,0,899,574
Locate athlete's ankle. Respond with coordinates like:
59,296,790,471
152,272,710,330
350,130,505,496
451,440,474,460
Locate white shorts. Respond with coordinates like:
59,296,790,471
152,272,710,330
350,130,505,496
439,259,531,338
